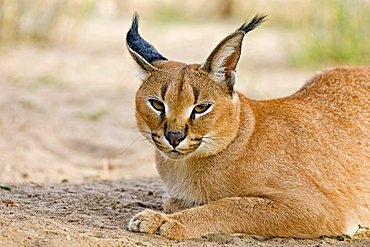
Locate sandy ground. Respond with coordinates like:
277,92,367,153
0,17,368,246
0,179,369,247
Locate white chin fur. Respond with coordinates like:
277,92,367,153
162,151,187,160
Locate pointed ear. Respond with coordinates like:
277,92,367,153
200,14,266,83
126,14,167,76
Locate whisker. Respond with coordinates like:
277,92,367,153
138,130,152,137
113,134,149,158
201,138,230,150
202,136,230,141
140,130,151,133
152,139,167,150
111,129,162,158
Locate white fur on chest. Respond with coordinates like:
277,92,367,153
158,158,211,206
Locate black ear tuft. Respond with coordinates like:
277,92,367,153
126,14,167,64
238,14,267,34
200,13,266,85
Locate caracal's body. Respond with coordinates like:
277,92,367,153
126,14,370,240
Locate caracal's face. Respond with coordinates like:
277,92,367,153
135,62,239,160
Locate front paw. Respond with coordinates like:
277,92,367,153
128,209,188,240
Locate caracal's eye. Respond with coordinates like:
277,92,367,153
193,104,211,114
149,99,165,112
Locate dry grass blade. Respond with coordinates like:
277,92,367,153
0,185,12,191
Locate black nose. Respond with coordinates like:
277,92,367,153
165,131,186,148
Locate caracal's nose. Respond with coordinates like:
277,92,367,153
165,131,186,148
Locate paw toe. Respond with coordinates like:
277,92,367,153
127,209,167,234
128,216,141,232
128,209,189,239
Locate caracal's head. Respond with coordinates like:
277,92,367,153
126,14,265,160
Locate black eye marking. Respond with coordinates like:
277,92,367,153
190,112,195,120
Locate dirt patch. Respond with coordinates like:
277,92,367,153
0,179,368,247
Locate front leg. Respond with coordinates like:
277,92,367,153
163,197,191,213
128,196,345,240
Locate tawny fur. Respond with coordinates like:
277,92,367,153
126,15,370,240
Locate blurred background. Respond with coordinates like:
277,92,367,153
0,0,369,184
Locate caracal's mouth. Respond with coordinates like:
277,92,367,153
163,146,203,159
164,149,188,160
150,134,203,159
